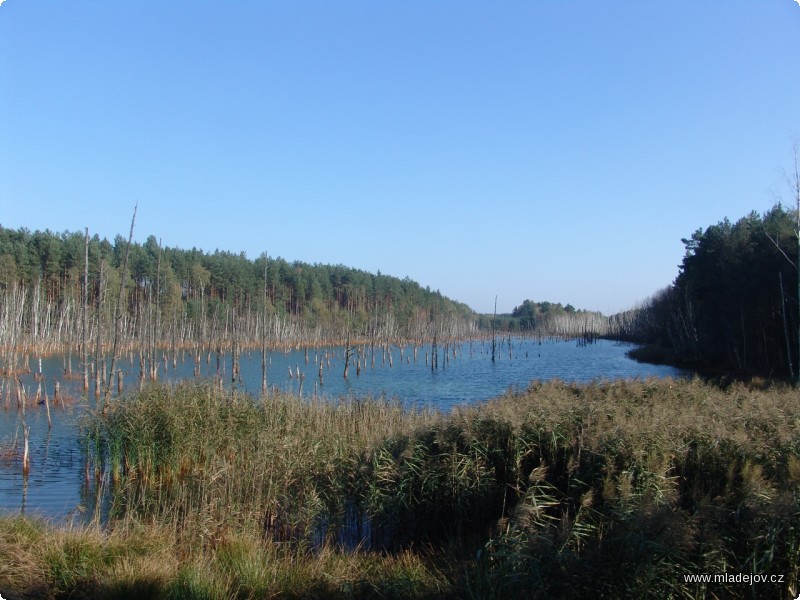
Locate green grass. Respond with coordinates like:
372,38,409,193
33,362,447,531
2,378,800,598
0,515,448,599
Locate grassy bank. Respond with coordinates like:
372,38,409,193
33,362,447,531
2,378,800,598
0,516,447,599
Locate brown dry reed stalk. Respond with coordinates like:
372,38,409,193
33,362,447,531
5,377,798,599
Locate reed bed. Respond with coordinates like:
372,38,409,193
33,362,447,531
83,382,437,550
1,378,799,598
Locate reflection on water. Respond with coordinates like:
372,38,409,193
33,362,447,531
0,338,686,522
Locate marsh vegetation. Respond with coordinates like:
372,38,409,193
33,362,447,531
2,378,798,598
2,202,800,599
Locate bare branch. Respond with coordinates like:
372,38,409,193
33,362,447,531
765,231,797,270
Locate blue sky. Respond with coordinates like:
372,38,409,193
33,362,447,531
1,1,799,315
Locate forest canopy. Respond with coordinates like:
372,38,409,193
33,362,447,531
613,204,800,377
0,225,476,346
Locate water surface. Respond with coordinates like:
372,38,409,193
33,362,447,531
0,338,686,521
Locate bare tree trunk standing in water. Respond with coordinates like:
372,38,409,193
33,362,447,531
231,316,239,384
94,260,105,397
150,238,162,381
82,227,89,391
343,331,354,379
104,204,137,410
491,295,497,363
261,252,268,395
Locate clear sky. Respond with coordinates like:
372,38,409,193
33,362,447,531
1,1,799,315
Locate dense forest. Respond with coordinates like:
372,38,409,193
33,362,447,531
613,204,800,378
0,224,479,377
0,227,473,323
12,202,797,382
0,221,617,359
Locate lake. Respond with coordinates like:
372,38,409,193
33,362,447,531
0,337,686,521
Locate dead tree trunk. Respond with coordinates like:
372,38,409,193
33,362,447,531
780,272,794,380
261,252,269,395
94,260,105,398
343,332,354,379
82,227,89,391
104,204,137,407
491,295,497,363
794,141,800,384
150,238,162,381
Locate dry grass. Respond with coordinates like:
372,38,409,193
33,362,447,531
0,516,449,600
460,378,800,598
2,378,799,598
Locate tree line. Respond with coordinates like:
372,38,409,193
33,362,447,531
477,299,609,340
0,225,477,369
610,204,800,377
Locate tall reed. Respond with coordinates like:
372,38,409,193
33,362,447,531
59,378,800,598
85,383,434,549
